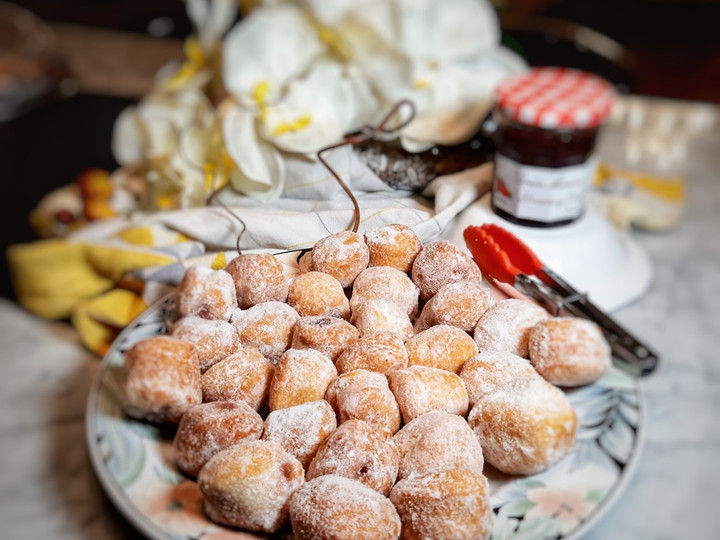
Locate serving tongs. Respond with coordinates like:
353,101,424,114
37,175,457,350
463,224,659,376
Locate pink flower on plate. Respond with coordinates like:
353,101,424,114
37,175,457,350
141,480,209,536
525,486,594,535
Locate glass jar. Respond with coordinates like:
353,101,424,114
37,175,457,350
490,67,615,227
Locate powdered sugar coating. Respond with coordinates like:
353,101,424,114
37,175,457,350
411,241,484,302
287,271,350,319
387,365,469,423
289,475,401,540
473,298,549,358
225,253,289,309
290,316,360,362
232,301,299,363
364,223,422,274
393,411,484,481
390,469,493,540
269,348,338,411
415,280,494,333
170,316,239,372
306,419,400,496
467,377,577,475
175,266,236,321
529,317,612,386
198,440,304,533
123,336,201,424
325,369,401,436
460,349,541,407
351,299,414,341
310,231,369,288
335,331,409,375
173,401,263,477
350,266,420,317
262,400,337,469
201,346,274,410
405,324,478,373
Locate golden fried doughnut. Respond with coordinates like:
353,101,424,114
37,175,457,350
414,280,494,333
364,223,422,274
405,324,478,373
261,400,337,469
349,265,419,317
528,317,612,386
289,475,401,540
198,440,304,533
325,369,401,436
287,271,350,319
392,410,484,481
335,331,409,375
173,401,263,477
170,316,238,372
411,240,484,302
225,253,289,309
387,365,469,423
350,299,413,341
467,377,577,475
232,301,299,363
268,348,338,411
175,266,236,321
306,419,400,496
123,336,201,424
473,298,549,358
201,346,274,410
460,349,540,407
290,315,359,362
390,469,493,540
310,231,369,288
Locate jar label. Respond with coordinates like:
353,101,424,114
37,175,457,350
492,153,597,223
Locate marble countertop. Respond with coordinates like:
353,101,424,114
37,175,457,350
1,97,719,539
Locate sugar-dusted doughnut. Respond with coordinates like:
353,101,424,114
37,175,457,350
198,440,304,533
261,400,337,470
289,475,401,540
175,265,236,321
225,252,289,309
405,324,478,373
310,231,369,288
473,298,549,358
350,299,413,341
529,317,612,386
173,401,263,477
325,369,401,436
201,346,274,410
290,315,359,362
287,271,349,319
306,419,400,496
414,280,494,333
170,316,238,372
364,223,423,274
123,336,201,424
387,365,469,423
390,469,493,540
392,410,484,481
232,301,299,363
268,348,338,411
411,240,483,302
335,331,409,375
460,349,540,407
467,377,577,475
349,265,419,318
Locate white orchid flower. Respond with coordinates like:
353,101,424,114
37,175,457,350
185,0,238,54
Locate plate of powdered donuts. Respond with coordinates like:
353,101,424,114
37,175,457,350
86,223,644,540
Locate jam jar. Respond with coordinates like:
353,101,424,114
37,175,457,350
490,67,615,227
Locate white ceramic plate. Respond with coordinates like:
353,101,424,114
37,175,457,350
86,295,644,540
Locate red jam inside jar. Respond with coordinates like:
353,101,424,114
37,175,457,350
490,67,615,227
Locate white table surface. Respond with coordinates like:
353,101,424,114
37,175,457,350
1,97,719,539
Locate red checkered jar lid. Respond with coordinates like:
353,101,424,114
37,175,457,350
495,67,615,130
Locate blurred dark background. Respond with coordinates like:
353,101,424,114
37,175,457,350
1,0,719,300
